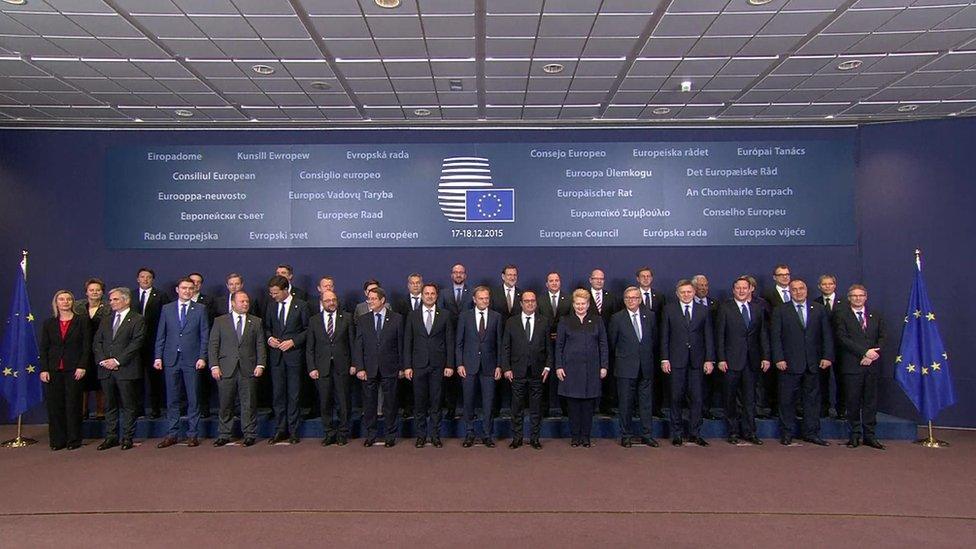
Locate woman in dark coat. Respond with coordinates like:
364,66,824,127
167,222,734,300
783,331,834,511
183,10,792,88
73,278,109,418
40,290,91,450
556,289,609,447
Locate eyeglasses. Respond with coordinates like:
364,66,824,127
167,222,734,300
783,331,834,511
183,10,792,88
774,272,790,277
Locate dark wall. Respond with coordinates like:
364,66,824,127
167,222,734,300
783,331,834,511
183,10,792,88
0,121,968,425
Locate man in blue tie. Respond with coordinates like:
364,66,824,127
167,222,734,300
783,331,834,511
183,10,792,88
264,275,310,445
154,277,211,448
354,287,405,447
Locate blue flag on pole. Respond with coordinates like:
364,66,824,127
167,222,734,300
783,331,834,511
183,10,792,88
894,256,956,422
0,258,43,420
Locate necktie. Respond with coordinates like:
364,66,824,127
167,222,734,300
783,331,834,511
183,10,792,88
413,297,420,311
478,311,485,336
551,294,558,313
140,290,147,313
825,297,832,312
375,313,382,333
425,309,433,334
112,312,122,338
741,303,751,327
180,303,187,327
455,287,461,305
506,288,513,312
643,291,651,310
632,313,641,342
327,313,334,339
595,291,602,313
797,304,806,328
782,288,790,302
524,315,532,341
236,314,244,340
857,310,866,331
684,304,691,323
278,302,286,326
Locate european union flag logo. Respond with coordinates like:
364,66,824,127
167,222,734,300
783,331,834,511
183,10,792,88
894,257,955,422
465,189,515,222
0,260,43,420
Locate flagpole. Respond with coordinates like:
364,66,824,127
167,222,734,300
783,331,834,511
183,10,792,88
1,250,38,448
908,249,950,449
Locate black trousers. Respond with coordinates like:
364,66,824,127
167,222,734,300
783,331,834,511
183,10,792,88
412,367,443,438
566,397,596,441
778,369,821,439
703,367,724,416
819,365,847,415
669,365,704,438
317,366,351,438
756,366,778,414
142,350,164,414
442,373,461,416
217,368,258,439
101,375,139,441
397,376,414,416
271,362,303,436
300,365,319,417
511,376,543,439
599,367,618,413
843,368,879,439
197,368,216,415
362,374,398,439
45,370,84,447
617,375,653,439
724,367,758,438
652,363,668,416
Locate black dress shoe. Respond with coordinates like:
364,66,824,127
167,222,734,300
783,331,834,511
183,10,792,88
431,437,443,448
803,437,829,446
671,436,683,447
780,436,793,446
50,444,66,451
157,436,178,449
363,438,376,447
864,438,886,450
288,436,300,444
120,439,134,450
66,441,82,450
415,437,426,448
620,437,632,448
746,435,763,446
243,438,255,447
509,437,523,449
642,437,660,448
692,437,709,447
483,437,495,448
727,435,740,445
268,433,288,445
846,437,861,448
336,436,349,446
530,439,542,450
462,435,474,448
570,439,580,447
582,439,593,448
213,438,230,447
384,437,396,448
322,434,336,446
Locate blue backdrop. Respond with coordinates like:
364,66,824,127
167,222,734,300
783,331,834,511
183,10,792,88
0,120,970,426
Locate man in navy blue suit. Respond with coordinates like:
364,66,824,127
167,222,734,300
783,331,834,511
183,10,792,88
608,287,658,448
154,277,211,448
716,276,770,445
264,275,310,445
771,279,834,446
354,286,404,447
404,282,454,448
456,285,503,447
660,280,714,447
437,263,471,420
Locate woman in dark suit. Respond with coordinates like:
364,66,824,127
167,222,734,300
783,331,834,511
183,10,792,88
40,290,91,450
556,289,609,447
74,278,108,418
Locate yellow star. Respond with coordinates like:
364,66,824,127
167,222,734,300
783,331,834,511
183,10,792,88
926,312,936,321
27,313,34,322
26,365,35,374
922,367,929,375
907,364,916,373
913,309,922,318
1,367,11,376
931,362,941,372
895,355,903,364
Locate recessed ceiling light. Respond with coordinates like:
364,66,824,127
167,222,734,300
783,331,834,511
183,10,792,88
251,64,275,75
681,80,692,92
413,108,432,117
707,116,717,120
542,63,564,74
250,118,259,122
2,0,27,5
15,117,24,121
175,109,194,118
374,0,401,7
837,59,862,71
825,115,835,119
746,0,774,5
309,81,332,91
897,104,918,112
133,118,143,122
651,107,671,115
948,112,958,116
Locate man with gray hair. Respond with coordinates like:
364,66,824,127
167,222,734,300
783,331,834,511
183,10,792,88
94,287,146,451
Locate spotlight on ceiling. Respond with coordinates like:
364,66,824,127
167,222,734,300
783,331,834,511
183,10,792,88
746,0,774,5
1,0,28,6
309,81,332,91
825,115,835,119
250,118,259,122
251,64,275,75
651,107,671,115
542,63,564,74
175,109,194,118
836,59,862,71
680,80,692,92
897,104,918,112
133,118,143,122
375,0,401,7
413,108,432,117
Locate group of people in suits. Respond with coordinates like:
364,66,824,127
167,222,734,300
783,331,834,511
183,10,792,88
37,262,887,451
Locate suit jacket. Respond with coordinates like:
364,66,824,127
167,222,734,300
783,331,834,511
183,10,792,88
763,286,792,312
771,301,834,374
455,307,503,375
502,313,552,379
815,295,847,317
212,292,257,318
716,299,769,371
353,310,404,378
306,309,355,376
833,307,886,375
263,298,310,368
607,308,656,379
39,315,91,374
93,310,146,380
489,284,522,321
133,286,170,353
404,306,455,371
208,313,266,378
660,301,715,369
394,295,425,318
154,300,210,367
536,291,572,338
355,301,392,317
437,285,473,320
255,284,307,319
194,293,215,320
587,288,621,325
637,288,666,316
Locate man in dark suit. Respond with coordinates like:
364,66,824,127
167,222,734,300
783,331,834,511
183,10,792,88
94,287,146,451
660,280,714,447
302,275,342,421
833,284,887,450
692,274,721,420
437,263,471,419
587,268,620,415
716,277,770,445
502,291,551,449
153,277,210,448
815,274,847,419
392,273,424,420
187,272,216,419
489,264,522,322
208,290,266,447
456,286,503,447
308,275,339,317
608,287,658,448
771,279,834,446
763,264,793,309
537,271,571,416
636,266,667,417
404,283,454,448
354,286,405,447
212,272,248,318
264,275,310,444
306,289,355,447
133,266,170,419
256,264,309,319
759,264,792,418
354,279,391,317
